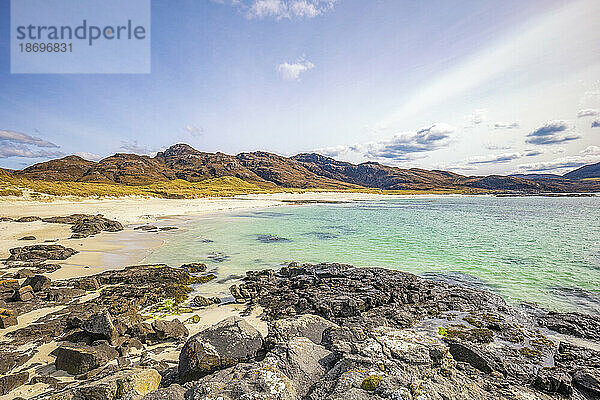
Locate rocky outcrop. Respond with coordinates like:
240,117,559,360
178,316,265,382
7,244,77,262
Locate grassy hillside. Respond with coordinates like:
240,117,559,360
0,169,473,199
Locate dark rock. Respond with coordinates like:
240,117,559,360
134,224,158,231
127,322,155,344
18,235,36,241
0,308,17,328
46,287,86,302
13,285,34,302
8,244,77,262
151,319,188,341
22,274,51,291
0,217,13,222
181,263,207,273
448,343,495,374
0,371,28,395
82,310,119,343
573,369,600,396
269,314,338,345
533,370,572,396
539,311,600,341
256,234,290,243
0,279,20,295
159,226,179,231
69,214,124,238
74,277,100,291
54,343,119,375
191,295,213,307
178,316,265,382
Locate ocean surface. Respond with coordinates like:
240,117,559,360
144,196,600,313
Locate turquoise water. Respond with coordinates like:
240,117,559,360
145,196,600,313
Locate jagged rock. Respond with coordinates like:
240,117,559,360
0,308,17,328
181,263,207,273
8,244,77,262
178,316,265,382
82,310,119,343
54,343,119,375
0,371,29,395
229,284,253,303
533,370,573,397
67,214,123,238
13,285,34,302
22,274,51,292
151,319,188,341
141,384,186,400
539,312,600,341
270,314,338,345
18,235,36,241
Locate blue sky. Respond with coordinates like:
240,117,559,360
1,0,599,175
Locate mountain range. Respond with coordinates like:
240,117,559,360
8,143,600,193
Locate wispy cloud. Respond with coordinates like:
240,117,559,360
0,129,62,159
318,123,456,162
514,146,600,173
493,121,520,130
465,109,486,128
525,121,580,145
464,149,542,165
184,124,204,137
277,58,315,80
576,109,599,118
214,0,339,20
119,140,156,155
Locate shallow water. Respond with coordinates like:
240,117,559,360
144,196,600,313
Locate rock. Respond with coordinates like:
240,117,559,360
46,287,86,302
116,337,144,356
82,310,119,343
22,274,51,292
134,224,158,231
54,343,119,375
74,368,161,400
127,322,155,344
15,216,41,222
141,384,186,400
533,370,572,397
573,368,600,396
69,214,124,238
8,244,77,262
13,285,34,302
18,235,36,241
539,311,600,341
0,308,17,329
0,371,29,395
0,279,20,295
448,342,496,374
151,319,188,341
270,314,339,345
178,316,265,382
74,277,100,291
0,217,13,222
159,226,178,231
16,268,34,279
229,284,253,303
191,295,213,307
181,263,207,273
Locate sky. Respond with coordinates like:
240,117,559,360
0,0,599,175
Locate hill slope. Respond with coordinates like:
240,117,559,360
563,161,600,180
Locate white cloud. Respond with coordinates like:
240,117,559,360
219,0,338,20
465,109,487,127
184,124,204,137
525,120,580,145
576,109,599,118
277,58,315,80
74,152,102,161
120,140,156,155
317,123,456,162
513,146,600,173
493,121,520,130
0,129,59,148
0,143,63,159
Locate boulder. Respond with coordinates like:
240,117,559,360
68,368,161,400
151,319,188,341
82,310,119,343
191,295,213,307
181,263,207,273
13,285,34,302
15,216,41,222
141,384,186,400
127,322,155,344
22,274,51,292
0,279,20,295
134,225,158,231
74,277,100,291
70,215,123,238
0,371,29,395
54,343,119,375
270,314,338,345
178,316,265,382
8,244,77,262
0,309,17,329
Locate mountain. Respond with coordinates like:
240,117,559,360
510,173,563,180
17,155,96,181
563,161,600,180
11,143,600,193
